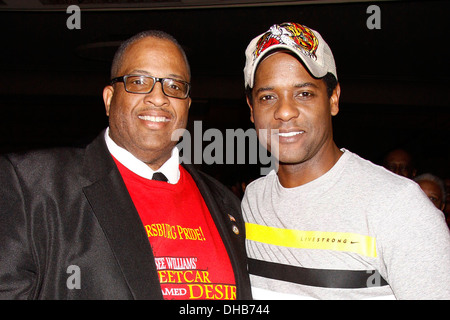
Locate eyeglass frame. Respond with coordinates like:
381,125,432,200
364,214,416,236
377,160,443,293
110,74,191,99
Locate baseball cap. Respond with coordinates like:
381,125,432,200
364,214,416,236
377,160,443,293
244,22,337,88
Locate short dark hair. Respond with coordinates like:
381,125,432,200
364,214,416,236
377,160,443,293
322,72,338,98
110,30,190,80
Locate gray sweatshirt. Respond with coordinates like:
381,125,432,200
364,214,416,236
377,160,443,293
242,149,450,299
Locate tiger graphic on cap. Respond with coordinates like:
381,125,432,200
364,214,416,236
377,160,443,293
253,22,319,61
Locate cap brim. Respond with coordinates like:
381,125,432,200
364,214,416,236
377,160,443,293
246,44,329,88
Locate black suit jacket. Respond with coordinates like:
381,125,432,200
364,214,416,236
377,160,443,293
0,131,251,299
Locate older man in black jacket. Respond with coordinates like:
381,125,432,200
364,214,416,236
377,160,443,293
0,30,251,300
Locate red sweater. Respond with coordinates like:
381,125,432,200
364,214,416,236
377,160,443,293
114,158,236,300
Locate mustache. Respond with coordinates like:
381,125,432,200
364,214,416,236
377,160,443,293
135,106,175,118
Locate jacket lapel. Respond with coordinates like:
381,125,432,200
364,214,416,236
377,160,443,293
183,164,248,299
80,132,163,300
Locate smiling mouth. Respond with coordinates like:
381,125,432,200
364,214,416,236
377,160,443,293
138,115,170,122
276,131,305,137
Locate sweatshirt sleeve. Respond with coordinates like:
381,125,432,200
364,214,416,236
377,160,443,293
377,182,450,299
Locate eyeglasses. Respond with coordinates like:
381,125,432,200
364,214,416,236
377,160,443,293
111,74,190,99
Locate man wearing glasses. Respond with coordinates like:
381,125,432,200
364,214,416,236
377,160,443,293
0,31,251,300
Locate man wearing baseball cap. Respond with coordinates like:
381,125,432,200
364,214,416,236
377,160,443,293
242,22,450,299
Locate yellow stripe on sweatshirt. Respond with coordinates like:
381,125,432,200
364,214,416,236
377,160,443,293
246,223,377,258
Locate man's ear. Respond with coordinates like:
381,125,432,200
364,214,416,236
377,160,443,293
103,85,114,116
187,97,192,110
246,95,255,123
330,83,340,117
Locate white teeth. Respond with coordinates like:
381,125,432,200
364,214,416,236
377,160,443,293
138,115,169,122
278,131,304,137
